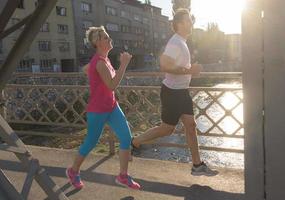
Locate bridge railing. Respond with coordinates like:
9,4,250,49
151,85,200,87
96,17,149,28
2,72,243,154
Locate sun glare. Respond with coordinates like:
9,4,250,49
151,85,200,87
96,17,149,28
192,0,246,34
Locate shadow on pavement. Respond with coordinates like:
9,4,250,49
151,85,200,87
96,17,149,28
120,196,134,200
184,184,244,200
0,156,244,200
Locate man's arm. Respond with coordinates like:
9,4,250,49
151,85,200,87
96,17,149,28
160,55,189,74
160,55,201,75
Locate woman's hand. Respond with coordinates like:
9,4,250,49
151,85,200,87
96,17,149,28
120,52,132,68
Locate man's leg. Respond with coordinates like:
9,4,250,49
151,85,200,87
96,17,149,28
181,114,218,176
133,84,180,147
180,114,201,165
132,122,175,148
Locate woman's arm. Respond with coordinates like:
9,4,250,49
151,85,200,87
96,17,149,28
96,52,132,91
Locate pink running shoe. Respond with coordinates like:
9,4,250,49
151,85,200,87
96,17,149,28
115,173,141,190
66,168,84,189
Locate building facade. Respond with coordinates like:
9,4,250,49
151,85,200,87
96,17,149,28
0,0,171,72
0,0,77,72
72,0,171,70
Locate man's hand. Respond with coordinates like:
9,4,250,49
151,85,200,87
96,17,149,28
187,63,202,76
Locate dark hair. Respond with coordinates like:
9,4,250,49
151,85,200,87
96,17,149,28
172,8,190,32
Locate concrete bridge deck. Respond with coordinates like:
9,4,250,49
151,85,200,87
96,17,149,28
0,146,244,200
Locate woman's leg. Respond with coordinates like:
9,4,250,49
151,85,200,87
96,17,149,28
107,105,140,189
107,106,132,174
72,112,107,172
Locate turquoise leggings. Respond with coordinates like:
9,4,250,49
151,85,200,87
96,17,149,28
79,105,132,157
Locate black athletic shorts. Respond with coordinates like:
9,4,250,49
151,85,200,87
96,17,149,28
160,84,194,125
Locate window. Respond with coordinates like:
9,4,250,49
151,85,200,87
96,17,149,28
83,38,88,46
38,41,51,51
133,41,138,48
40,59,53,72
40,23,49,32
134,27,143,34
113,40,121,48
81,2,92,13
123,40,131,48
106,6,116,16
160,22,167,29
121,25,131,33
79,49,87,55
134,14,141,22
83,38,89,49
144,30,150,36
121,10,129,18
82,20,93,29
143,17,149,24
58,42,70,52
57,24,68,34
138,41,143,48
125,40,132,48
17,59,34,72
56,6,66,16
154,32,158,38
106,23,119,32
17,0,24,9
144,42,150,50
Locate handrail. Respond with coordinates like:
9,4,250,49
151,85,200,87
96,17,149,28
3,83,244,155
12,72,242,79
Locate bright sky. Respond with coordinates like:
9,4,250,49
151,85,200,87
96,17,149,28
141,0,245,34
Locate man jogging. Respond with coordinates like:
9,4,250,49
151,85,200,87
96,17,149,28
132,8,218,176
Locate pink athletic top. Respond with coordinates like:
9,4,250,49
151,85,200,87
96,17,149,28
86,54,117,113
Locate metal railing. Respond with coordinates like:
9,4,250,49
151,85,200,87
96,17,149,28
2,72,243,154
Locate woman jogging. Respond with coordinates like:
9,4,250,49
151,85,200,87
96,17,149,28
66,26,140,190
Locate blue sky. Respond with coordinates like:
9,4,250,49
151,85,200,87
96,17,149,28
139,0,243,34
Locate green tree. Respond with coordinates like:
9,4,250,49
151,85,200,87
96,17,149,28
144,0,151,5
192,23,227,64
172,0,191,15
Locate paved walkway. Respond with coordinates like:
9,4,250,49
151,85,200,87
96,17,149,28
0,146,244,200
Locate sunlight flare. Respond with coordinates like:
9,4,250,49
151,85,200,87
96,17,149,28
192,0,246,33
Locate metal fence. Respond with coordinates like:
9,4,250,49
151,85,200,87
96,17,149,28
2,72,243,154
